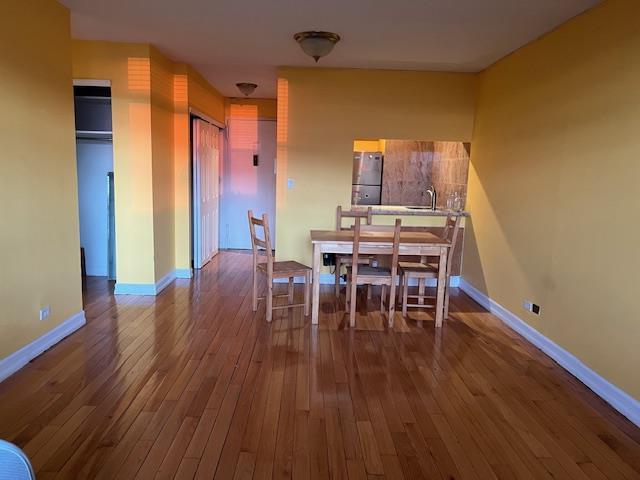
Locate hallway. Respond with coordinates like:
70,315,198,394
0,251,638,479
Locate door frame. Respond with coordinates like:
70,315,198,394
73,78,115,281
189,108,224,129
219,117,277,250
191,112,224,269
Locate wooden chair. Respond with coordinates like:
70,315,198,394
334,206,374,297
248,211,311,322
346,218,402,328
398,214,460,319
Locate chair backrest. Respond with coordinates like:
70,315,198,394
0,439,35,480
336,206,372,230
352,217,402,279
441,214,458,241
389,219,402,279
359,224,396,232
442,214,461,276
248,210,273,273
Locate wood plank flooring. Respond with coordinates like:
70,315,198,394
1,250,639,479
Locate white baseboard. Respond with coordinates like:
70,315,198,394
114,283,156,295
459,278,640,427
175,268,193,279
84,264,108,277
0,311,86,383
114,269,177,296
155,270,176,293
275,274,459,287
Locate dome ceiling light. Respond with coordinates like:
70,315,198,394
236,82,258,96
293,31,341,62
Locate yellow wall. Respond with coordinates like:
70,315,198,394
72,42,226,281
353,140,384,153
0,0,83,358
276,68,476,264
173,64,225,272
464,0,640,400
186,66,226,123
72,41,156,284
225,98,277,119
150,47,177,282
172,65,191,273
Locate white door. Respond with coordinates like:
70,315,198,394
220,119,276,249
193,118,220,269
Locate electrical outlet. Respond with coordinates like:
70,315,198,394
39,306,50,321
523,300,541,315
322,253,336,266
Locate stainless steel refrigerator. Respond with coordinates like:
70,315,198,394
352,151,383,205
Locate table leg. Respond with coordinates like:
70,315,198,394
304,271,310,316
312,243,321,325
418,278,425,305
435,247,447,328
288,277,294,304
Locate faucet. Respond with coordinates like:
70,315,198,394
425,185,437,211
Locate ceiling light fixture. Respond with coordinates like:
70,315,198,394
236,82,258,96
293,31,341,62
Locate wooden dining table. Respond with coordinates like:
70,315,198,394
310,229,451,327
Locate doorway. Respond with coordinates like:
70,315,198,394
220,118,276,249
73,82,115,281
191,116,221,269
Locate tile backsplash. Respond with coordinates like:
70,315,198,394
380,139,470,208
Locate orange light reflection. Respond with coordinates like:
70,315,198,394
226,105,258,196
276,78,288,209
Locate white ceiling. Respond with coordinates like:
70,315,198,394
60,0,600,99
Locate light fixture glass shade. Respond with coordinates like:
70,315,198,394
294,31,340,62
236,82,257,96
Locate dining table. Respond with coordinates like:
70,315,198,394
310,229,451,327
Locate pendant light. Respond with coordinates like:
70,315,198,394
236,82,258,96
293,31,341,62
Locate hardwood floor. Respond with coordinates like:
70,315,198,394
1,251,639,479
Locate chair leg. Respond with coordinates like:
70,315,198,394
252,270,258,312
402,274,409,317
304,271,310,316
335,263,341,297
418,278,426,305
345,275,351,307
288,277,294,304
349,277,357,328
367,284,372,300
444,275,450,319
266,276,273,322
397,273,404,307
380,285,386,313
388,281,396,328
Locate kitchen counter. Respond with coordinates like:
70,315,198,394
352,205,469,217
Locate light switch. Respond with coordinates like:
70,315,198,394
287,178,295,189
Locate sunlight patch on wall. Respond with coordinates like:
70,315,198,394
276,78,288,208
128,102,152,211
173,74,188,105
226,117,258,196
173,74,189,210
127,57,151,92
229,103,258,119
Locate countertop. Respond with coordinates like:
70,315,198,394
352,205,469,217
